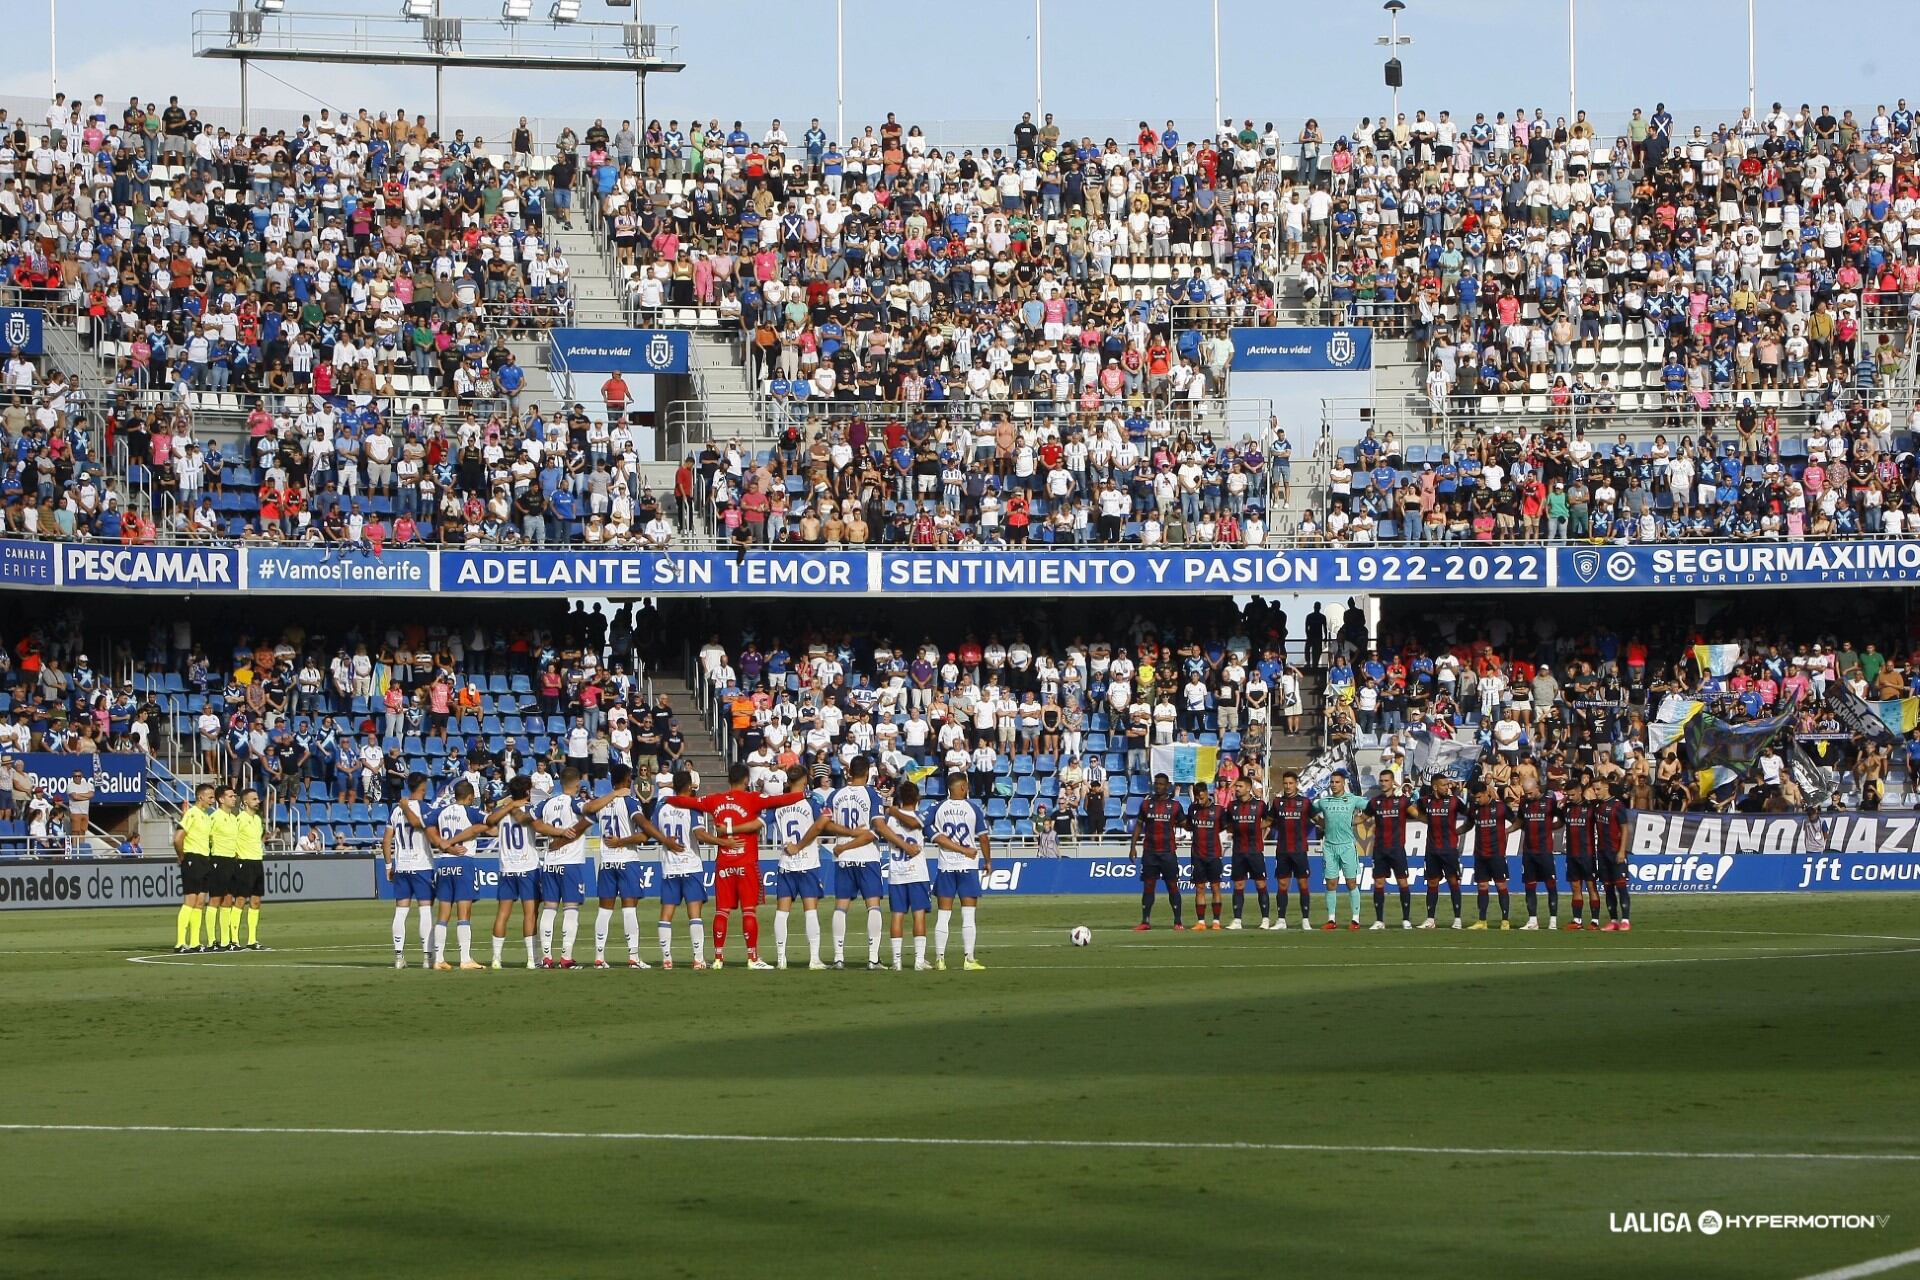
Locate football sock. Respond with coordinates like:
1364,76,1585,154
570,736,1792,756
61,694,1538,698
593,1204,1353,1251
1324,888,1338,920
1168,887,1183,926
1615,880,1631,922
1449,884,1462,917
804,909,821,963
1590,893,1604,926
832,908,847,958
891,936,903,965
1256,885,1271,917
1398,886,1412,921
595,907,613,959
1140,885,1155,923
522,935,535,965
1476,887,1489,920
1210,899,1221,923
657,920,673,962
1570,892,1584,922
175,903,192,948
1426,884,1440,918
773,911,789,960
431,922,447,964
417,905,432,959
1525,884,1539,918
539,906,556,958
619,907,638,959
1546,882,1559,919
457,921,472,963
1301,889,1312,922
1373,885,1386,922
961,905,977,960
1277,887,1290,920
689,918,706,964
742,912,759,954
713,910,729,958
246,907,260,946
1603,884,1619,920
935,908,951,959
866,907,882,962
1498,886,1511,919
205,904,218,943
1231,888,1244,920
392,906,408,954
491,934,504,963
1347,885,1361,921
914,934,927,965
561,906,579,960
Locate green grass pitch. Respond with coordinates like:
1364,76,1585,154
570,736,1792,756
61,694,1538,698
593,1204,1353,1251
2,895,1918,1279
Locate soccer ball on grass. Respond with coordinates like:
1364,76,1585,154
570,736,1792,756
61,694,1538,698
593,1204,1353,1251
1069,925,1092,947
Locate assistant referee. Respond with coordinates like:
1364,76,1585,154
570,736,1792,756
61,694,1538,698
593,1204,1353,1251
208,787,244,952
174,783,217,953
237,789,268,950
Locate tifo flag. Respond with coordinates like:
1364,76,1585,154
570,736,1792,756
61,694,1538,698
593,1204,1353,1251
1150,743,1219,785
1691,644,1742,678
1682,692,1799,775
1872,696,1920,741
905,764,940,784
1647,698,1704,752
1829,682,1903,745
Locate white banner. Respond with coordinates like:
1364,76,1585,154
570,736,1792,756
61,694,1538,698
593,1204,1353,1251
1623,810,1920,857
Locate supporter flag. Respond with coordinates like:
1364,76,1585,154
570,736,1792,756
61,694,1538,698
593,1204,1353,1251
1150,743,1220,785
1647,697,1704,752
1691,766,1741,802
1682,693,1800,776
1407,731,1480,781
1691,644,1743,678
1872,696,1920,741
1788,746,1837,809
906,764,940,784
1829,682,1903,745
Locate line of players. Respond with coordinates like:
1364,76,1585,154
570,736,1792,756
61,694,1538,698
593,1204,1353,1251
380,755,995,972
1127,768,1635,933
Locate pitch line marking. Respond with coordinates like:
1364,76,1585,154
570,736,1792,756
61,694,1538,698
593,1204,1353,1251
1796,1246,1920,1280
1,1122,1916,1165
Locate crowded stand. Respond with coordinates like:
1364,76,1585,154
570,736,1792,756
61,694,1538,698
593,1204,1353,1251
0,90,1917,547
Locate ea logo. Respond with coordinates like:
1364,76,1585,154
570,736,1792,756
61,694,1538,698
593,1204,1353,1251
1698,1210,1723,1236
1325,330,1357,368
644,333,675,370
3,313,27,349
1605,551,1636,582
1571,550,1600,584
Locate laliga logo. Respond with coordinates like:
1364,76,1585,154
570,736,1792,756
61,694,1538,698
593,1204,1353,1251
644,333,676,370
3,312,28,349
1325,330,1358,368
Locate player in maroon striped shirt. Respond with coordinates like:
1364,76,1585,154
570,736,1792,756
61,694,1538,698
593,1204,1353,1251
1591,782,1633,931
1358,770,1415,929
1127,774,1187,931
1185,789,1228,930
1224,777,1269,929
1515,783,1564,931
1562,777,1601,930
1466,782,1515,929
1264,771,1314,929
1411,774,1471,929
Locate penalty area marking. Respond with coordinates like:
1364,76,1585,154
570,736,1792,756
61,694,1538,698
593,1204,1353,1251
0,1121,1916,1165
1797,1246,1920,1280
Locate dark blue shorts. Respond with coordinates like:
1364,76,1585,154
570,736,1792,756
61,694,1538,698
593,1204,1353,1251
933,868,982,900
431,858,476,903
497,870,540,902
659,872,707,907
888,881,931,913
392,869,435,901
596,862,648,900
775,868,824,902
834,863,884,902
539,864,589,904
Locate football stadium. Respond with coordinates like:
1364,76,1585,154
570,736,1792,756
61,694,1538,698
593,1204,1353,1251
3,1,1920,1276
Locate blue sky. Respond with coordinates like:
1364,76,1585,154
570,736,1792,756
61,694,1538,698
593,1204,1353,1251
4,0,1912,141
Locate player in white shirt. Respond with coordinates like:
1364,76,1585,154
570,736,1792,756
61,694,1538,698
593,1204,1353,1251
381,772,439,969
833,780,933,970
927,773,993,970
651,770,736,970
487,776,583,969
535,767,595,968
584,765,685,968
826,756,889,970
429,779,492,970
768,763,838,970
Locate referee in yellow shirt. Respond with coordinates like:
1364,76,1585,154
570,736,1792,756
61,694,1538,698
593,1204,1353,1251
173,783,217,953
237,789,268,950
208,787,244,952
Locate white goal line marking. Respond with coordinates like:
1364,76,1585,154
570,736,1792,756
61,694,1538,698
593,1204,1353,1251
1796,1246,1920,1280
2,1122,1917,1165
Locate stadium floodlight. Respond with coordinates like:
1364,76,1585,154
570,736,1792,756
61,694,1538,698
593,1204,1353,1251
400,0,433,18
254,0,286,12
501,0,533,17
550,0,582,22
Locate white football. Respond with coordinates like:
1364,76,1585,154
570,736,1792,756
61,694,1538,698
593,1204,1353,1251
1069,925,1092,947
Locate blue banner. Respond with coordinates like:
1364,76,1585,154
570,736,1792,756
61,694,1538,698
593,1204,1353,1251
550,328,689,375
14,753,146,804
0,307,45,356
0,541,54,585
878,547,1547,593
246,547,436,592
1231,326,1373,372
59,545,238,590
1559,541,1920,589
441,549,867,593
375,853,1920,899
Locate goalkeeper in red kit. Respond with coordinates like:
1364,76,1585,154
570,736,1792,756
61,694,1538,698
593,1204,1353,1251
665,763,805,970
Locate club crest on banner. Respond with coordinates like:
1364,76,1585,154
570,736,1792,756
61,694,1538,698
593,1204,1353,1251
1571,550,1600,583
